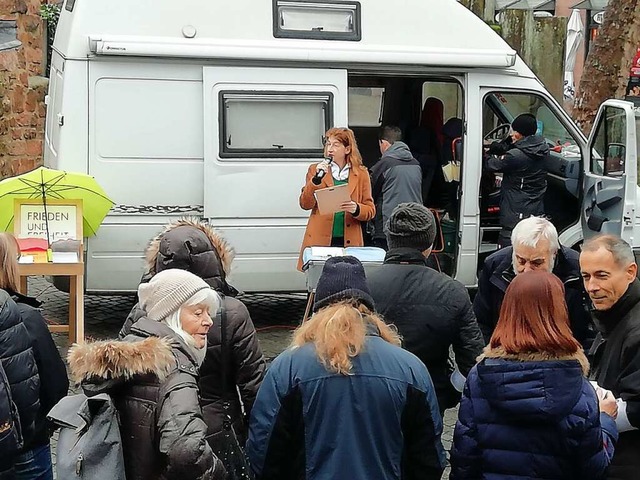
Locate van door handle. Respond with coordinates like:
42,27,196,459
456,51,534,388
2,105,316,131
57,113,64,127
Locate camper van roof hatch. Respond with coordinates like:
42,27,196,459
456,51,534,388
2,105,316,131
273,0,361,41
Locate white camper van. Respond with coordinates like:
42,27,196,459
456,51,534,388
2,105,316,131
44,0,639,293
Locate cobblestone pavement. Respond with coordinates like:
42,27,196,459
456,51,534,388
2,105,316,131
28,276,456,478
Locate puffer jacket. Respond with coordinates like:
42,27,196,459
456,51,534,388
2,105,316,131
70,316,225,480
0,291,40,453
8,290,68,452
119,218,266,442
485,135,549,231
451,347,617,480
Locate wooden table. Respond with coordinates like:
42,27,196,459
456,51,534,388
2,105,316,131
18,261,85,344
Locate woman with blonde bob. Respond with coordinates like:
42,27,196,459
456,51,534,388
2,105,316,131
297,127,375,270
247,256,446,480
451,270,619,480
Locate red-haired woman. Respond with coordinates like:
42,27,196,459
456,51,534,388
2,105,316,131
297,127,375,271
451,270,618,479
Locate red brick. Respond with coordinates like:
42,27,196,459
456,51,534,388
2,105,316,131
25,139,42,156
11,86,25,113
8,141,26,155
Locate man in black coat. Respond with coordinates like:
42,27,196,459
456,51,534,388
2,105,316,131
367,202,484,414
581,235,640,480
484,113,549,247
474,216,594,349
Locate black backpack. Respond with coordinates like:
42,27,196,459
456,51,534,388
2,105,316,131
0,361,23,471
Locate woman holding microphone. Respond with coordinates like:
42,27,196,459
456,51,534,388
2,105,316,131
297,127,375,271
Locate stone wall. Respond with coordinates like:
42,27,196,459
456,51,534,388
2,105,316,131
0,0,48,179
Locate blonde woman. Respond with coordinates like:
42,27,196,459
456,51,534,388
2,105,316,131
247,256,446,480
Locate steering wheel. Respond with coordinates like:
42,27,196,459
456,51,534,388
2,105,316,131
484,123,511,142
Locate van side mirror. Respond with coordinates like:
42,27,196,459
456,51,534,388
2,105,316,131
604,143,625,176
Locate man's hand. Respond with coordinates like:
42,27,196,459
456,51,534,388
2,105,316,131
597,388,618,418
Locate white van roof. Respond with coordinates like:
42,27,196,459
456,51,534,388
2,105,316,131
55,0,526,72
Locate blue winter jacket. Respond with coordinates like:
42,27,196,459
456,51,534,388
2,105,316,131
247,325,446,480
451,348,618,480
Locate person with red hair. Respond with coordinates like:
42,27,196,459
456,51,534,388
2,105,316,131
298,127,375,270
451,270,618,479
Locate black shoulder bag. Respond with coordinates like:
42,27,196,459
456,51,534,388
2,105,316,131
213,297,254,480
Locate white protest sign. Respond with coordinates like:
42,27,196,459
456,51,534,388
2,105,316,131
17,203,79,241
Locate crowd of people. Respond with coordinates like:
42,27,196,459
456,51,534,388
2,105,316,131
0,112,638,479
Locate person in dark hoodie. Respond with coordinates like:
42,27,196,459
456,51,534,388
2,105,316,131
451,270,618,480
484,112,549,248
119,219,266,447
369,125,422,250
0,232,68,479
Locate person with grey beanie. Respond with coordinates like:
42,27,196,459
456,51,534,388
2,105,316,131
68,269,226,480
248,254,445,479
367,203,484,414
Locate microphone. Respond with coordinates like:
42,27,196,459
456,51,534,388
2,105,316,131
312,156,333,185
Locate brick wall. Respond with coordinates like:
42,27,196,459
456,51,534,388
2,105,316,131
0,0,48,179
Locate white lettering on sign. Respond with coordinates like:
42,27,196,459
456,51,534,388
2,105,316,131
18,204,78,241
593,11,604,24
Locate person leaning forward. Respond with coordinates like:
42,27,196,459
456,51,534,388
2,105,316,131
474,216,595,349
581,235,640,480
367,202,484,414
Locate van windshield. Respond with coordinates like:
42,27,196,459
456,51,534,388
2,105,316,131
485,93,578,150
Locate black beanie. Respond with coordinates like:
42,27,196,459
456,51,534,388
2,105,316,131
511,113,537,137
385,202,436,251
313,256,375,313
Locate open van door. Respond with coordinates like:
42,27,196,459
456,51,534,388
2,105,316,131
581,100,639,245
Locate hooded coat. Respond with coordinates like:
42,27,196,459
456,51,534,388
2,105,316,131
369,141,422,241
70,316,226,480
119,219,266,443
589,279,640,480
450,347,617,480
485,135,549,232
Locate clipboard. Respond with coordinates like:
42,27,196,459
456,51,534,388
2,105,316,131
313,184,351,215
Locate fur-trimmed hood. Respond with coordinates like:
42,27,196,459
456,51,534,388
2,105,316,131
475,346,591,420
68,336,175,387
144,218,238,295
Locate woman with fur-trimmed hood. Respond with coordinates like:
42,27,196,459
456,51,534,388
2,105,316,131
119,219,266,445
70,269,226,480
450,271,618,480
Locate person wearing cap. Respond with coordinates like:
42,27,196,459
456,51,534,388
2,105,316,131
247,256,446,480
69,269,226,480
484,112,550,247
119,218,266,446
367,202,484,414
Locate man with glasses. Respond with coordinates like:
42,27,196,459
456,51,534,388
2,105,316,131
473,216,595,349
484,113,549,248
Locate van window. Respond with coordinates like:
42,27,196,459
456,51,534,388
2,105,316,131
348,87,384,127
220,91,332,158
590,105,627,177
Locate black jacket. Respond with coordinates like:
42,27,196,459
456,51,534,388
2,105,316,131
589,279,640,480
485,135,549,231
0,291,40,456
8,290,68,451
370,141,422,240
367,248,484,412
473,245,595,349
121,219,266,443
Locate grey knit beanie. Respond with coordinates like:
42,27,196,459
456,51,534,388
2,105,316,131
138,269,210,321
385,202,436,251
